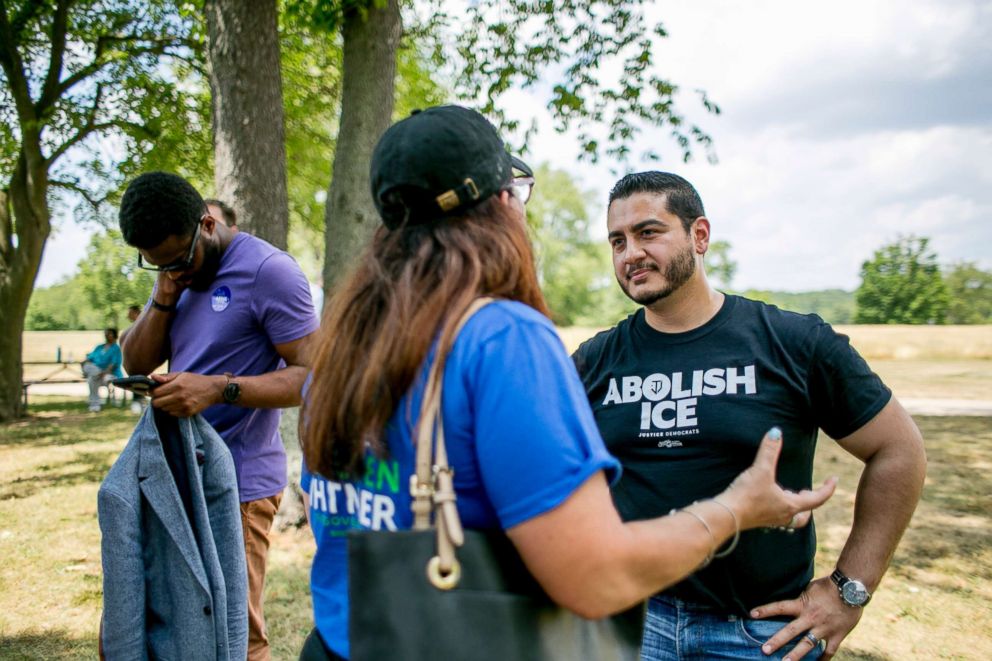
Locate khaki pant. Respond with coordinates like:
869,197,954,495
240,493,282,661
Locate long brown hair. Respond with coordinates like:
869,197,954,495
302,196,550,479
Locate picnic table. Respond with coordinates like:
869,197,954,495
21,361,125,407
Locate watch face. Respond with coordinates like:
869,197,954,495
842,581,869,605
223,382,240,403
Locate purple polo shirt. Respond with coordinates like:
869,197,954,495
163,233,319,502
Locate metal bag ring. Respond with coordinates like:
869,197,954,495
426,556,461,590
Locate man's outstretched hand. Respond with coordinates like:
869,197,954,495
751,576,862,660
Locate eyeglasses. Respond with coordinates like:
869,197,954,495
508,176,535,205
137,218,203,272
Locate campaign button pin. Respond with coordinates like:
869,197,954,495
211,286,232,312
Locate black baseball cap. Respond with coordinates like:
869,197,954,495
370,105,532,230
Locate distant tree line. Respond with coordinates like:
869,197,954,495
742,290,857,325
26,230,155,331
853,235,984,325
746,237,989,325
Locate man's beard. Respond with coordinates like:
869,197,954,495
618,242,696,306
187,242,223,292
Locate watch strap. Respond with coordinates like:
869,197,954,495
151,299,177,312
223,372,241,404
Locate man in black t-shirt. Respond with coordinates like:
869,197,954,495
573,172,926,661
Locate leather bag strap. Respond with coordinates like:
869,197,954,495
410,298,494,583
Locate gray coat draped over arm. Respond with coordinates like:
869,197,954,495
98,410,248,660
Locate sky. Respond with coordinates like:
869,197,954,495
504,0,992,291
36,0,992,292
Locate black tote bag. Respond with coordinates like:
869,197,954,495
347,299,644,661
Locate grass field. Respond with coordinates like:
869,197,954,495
5,327,992,659
25,324,992,364
22,326,992,395
21,331,104,384
558,326,992,402
22,332,105,363
22,331,162,383
556,325,992,360
2,396,991,659
832,325,992,360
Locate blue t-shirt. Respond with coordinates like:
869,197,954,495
159,233,319,502
301,301,620,659
86,343,124,378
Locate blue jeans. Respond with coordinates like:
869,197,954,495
641,595,823,660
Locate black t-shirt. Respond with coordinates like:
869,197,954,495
572,295,891,615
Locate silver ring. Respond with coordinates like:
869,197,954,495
805,631,820,646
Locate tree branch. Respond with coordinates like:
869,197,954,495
46,83,103,166
112,120,158,141
49,178,106,211
48,114,159,167
39,0,70,112
0,0,37,127
53,36,200,101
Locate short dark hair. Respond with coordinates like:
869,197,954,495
128,305,141,313
608,172,705,232
119,172,205,249
105,327,119,340
204,198,237,228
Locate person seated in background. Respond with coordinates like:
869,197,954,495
82,328,123,412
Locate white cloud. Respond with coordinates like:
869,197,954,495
503,0,992,291
681,125,992,290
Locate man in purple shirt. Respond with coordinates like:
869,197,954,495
118,172,319,661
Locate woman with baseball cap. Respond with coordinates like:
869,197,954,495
299,105,835,660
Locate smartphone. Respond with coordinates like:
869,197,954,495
111,375,159,394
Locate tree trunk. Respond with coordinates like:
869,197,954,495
321,0,402,295
0,293,29,422
205,0,290,249
0,159,50,422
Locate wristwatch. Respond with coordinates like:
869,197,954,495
831,568,872,607
222,373,241,404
